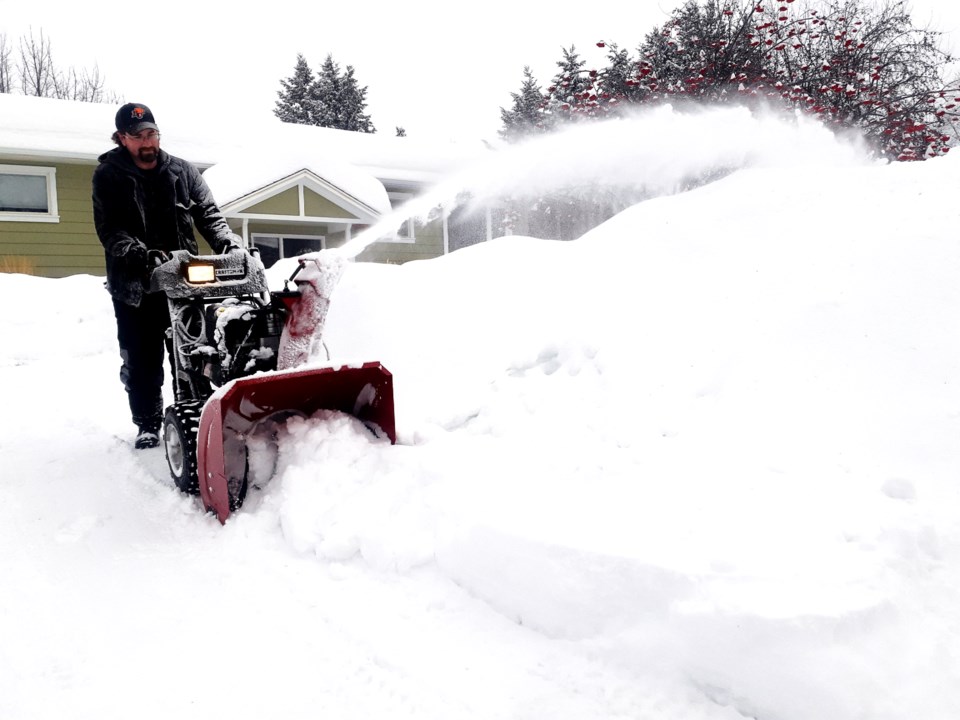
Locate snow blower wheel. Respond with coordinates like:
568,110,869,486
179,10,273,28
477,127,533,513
163,401,203,495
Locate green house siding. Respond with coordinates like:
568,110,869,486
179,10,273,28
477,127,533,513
0,161,104,278
303,189,355,219
244,188,300,216
242,187,359,220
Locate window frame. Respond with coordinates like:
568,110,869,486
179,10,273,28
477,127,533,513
386,191,416,244
250,232,326,265
0,164,59,223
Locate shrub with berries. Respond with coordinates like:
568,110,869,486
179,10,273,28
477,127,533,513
501,0,959,161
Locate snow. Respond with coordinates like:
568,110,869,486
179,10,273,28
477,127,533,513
2,105,960,720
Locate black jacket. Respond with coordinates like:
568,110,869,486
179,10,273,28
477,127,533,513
92,147,241,306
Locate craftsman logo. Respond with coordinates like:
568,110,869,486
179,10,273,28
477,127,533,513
215,267,245,280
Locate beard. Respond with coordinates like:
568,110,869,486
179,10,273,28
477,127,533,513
137,147,159,165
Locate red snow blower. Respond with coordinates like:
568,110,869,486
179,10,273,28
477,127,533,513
148,249,395,524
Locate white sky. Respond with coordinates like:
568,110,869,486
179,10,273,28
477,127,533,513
2,0,960,142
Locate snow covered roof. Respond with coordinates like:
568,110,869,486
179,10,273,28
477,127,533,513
0,94,489,189
202,154,392,217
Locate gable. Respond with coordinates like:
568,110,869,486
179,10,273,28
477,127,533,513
303,188,354,219
219,169,381,224
241,186,357,220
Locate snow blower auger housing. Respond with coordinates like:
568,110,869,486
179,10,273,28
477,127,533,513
149,249,396,524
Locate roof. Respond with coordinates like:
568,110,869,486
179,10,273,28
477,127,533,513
0,93,489,196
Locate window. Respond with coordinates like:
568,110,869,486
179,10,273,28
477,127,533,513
0,165,59,222
251,233,325,268
393,217,416,243
386,191,416,243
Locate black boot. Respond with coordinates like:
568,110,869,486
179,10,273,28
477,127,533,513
135,422,161,449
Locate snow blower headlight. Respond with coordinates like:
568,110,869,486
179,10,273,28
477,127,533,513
185,263,216,284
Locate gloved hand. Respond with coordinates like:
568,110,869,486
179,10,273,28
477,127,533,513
146,249,171,267
124,241,148,271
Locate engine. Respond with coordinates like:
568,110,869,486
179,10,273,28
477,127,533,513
169,297,284,387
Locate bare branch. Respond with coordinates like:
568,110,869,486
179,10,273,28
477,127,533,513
8,28,118,103
18,28,56,97
0,33,12,93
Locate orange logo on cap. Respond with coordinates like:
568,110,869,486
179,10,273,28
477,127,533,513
131,107,145,119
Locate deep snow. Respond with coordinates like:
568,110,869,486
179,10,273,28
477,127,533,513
1,106,958,720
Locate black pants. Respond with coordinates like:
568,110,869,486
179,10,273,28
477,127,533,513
112,292,173,430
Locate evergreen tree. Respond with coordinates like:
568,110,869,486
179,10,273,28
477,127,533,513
274,53,316,124
636,0,765,101
311,54,342,128
597,43,646,107
542,46,593,124
337,64,376,133
499,66,546,141
275,52,377,133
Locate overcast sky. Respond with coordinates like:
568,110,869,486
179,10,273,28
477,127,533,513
3,0,960,144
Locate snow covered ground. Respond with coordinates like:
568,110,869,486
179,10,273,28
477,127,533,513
2,107,959,719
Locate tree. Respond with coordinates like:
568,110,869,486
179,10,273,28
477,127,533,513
0,28,117,101
0,33,12,93
525,0,959,161
499,66,546,141
541,46,594,125
310,54,343,128
275,53,376,133
274,53,317,124
636,0,767,102
499,50,623,239
755,0,958,160
18,29,56,97
335,64,375,133
597,43,648,107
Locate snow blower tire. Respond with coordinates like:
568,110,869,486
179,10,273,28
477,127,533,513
163,401,203,496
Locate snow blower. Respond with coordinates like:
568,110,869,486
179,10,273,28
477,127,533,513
148,248,396,524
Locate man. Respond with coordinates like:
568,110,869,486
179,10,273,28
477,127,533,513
92,102,243,449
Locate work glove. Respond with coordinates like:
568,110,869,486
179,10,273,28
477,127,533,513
147,249,171,267
123,241,148,271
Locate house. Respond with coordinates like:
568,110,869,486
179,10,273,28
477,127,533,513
0,94,494,278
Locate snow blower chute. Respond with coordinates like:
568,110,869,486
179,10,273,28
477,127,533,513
149,249,395,524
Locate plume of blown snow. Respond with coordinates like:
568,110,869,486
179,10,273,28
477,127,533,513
335,104,874,260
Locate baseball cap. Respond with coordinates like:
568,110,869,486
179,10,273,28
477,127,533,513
116,102,159,135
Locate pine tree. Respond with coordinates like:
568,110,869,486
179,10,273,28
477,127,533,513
275,53,376,132
499,66,546,141
542,46,593,124
597,44,645,107
337,64,376,133
311,54,342,128
274,54,317,124
308,54,376,133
